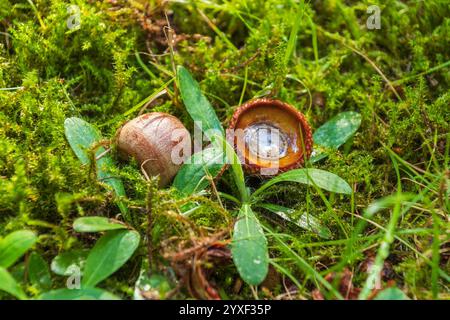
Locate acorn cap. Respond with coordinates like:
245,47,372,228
116,112,191,187
228,98,313,175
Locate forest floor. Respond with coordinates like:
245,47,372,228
0,0,448,300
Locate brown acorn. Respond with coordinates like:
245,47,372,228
116,112,191,187
228,98,313,175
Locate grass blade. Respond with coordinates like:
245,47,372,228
252,168,352,199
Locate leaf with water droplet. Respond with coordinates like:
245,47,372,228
311,111,361,163
231,204,268,285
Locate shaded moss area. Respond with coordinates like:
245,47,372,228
0,0,448,299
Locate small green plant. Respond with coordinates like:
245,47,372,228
40,217,139,300
64,118,129,220
0,230,37,299
174,66,359,285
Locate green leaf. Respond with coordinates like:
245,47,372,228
64,117,102,165
213,134,249,202
231,204,268,285
39,288,120,300
257,203,332,239
177,66,224,140
96,153,128,216
311,111,361,163
82,230,140,287
73,217,127,233
374,287,410,300
51,249,89,276
64,117,128,217
28,252,52,290
0,267,27,299
173,146,225,196
252,168,352,198
0,230,37,268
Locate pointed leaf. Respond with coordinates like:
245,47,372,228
64,117,128,217
231,204,268,285
0,267,27,299
311,111,361,162
28,252,52,290
39,288,119,300
173,146,225,196
253,168,352,198
258,203,331,239
177,66,224,140
82,230,140,287
64,117,102,166
0,230,37,268
73,217,126,233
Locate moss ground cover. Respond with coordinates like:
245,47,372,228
0,0,448,300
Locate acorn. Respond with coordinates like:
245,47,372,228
228,98,313,175
116,112,191,187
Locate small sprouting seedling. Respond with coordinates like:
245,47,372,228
40,217,140,300
64,118,129,220
174,66,357,285
0,230,37,299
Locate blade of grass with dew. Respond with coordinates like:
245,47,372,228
284,1,305,66
359,152,403,299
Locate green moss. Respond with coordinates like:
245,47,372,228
0,0,448,299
